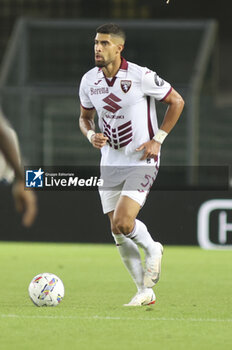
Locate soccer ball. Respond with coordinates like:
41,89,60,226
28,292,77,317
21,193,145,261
28,272,65,307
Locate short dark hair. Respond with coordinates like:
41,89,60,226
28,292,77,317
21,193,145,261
96,23,126,42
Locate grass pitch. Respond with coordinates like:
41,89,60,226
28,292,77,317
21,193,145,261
0,242,231,350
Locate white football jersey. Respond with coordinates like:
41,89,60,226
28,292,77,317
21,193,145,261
79,57,172,165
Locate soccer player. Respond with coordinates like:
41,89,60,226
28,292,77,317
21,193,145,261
0,107,37,227
79,23,184,306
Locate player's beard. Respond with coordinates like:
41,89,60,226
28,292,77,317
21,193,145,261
95,56,112,68
95,57,107,68
95,60,106,68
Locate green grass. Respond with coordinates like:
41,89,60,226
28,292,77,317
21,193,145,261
0,242,231,350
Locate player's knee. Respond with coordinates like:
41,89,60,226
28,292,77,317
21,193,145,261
112,216,133,235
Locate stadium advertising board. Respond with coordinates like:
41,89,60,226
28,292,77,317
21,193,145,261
197,199,232,249
0,186,231,248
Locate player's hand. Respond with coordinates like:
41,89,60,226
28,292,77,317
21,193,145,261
91,133,108,149
136,139,161,161
12,180,37,227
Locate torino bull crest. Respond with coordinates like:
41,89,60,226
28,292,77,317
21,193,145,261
120,80,132,93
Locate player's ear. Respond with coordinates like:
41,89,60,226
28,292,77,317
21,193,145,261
117,44,124,54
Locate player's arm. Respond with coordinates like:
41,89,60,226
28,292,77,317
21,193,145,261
0,111,37,227
0,112,23,180
79,106,108,149
159,87,184,134
137,88,184,160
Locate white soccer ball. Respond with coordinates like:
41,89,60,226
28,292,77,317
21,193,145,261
28,272,65,307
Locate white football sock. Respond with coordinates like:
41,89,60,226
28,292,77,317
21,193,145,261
126,219,158,257
112,233,145,292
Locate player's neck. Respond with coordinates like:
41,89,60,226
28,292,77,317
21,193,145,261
102,56,122,78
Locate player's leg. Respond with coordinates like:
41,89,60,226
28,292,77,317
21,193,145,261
110,195,159,305
108,210,145,293
99,187,147,296
99,186,159,305
113,194,163,288
109,210,155,306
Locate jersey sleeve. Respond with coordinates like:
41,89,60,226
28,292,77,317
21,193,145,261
141,68,172,101
79,74,95,110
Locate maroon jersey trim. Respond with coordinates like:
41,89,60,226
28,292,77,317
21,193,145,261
104,76,117,87
102,57,128,87
120,57,128,71
81,104,95,110
147,96,154,139
160,86,173,102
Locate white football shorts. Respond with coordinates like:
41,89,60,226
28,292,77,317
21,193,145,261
98,163,159,214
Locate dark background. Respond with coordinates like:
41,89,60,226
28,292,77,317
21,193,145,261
0,0,231,93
